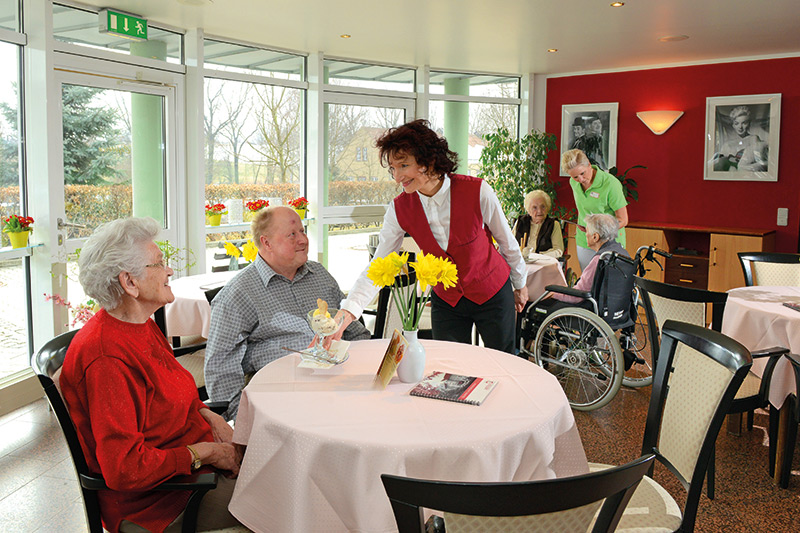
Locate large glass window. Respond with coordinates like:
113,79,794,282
0,0,19,32
203,41,306,272
428,71,520,176
0,37,26,381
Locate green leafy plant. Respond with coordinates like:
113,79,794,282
156,241,196,274
606,165,644,202
477,127,558,220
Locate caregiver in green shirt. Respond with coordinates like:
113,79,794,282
561,149,629,270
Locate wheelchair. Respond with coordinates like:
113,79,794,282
519,246,670,410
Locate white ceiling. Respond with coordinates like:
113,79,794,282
75,0,800,75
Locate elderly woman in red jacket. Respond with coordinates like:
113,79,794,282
336,119,527,354
60,217,243,533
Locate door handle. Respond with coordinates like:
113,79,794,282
57,218,87,230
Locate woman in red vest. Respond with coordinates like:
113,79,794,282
337,119,528,354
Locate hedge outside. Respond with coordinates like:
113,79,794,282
2,180,401,245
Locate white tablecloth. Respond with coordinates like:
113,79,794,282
165,271,238,338
525,255,567,300
230,339,588,533
721,286,800,408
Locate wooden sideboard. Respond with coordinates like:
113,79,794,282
625,222,775,292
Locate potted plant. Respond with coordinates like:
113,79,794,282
205,203,227,226
606,165,644,202
289,196,310,219
3,214,34,249
477,127,559,220
244,199,269,222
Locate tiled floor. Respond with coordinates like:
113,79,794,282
2,385,799,532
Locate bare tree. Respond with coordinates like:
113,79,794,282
249,85,302,184
204,80,234,183
217,83,255,184
469,83,519,137
327,103,369,179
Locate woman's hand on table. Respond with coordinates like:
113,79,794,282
199,408,234,444
191,441,242,478
514,286,529,312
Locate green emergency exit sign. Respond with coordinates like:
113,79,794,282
99,9,148,41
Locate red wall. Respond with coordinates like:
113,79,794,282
545,57,800,252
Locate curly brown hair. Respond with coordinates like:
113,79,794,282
375,119,459,177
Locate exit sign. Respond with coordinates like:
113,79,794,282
99,9,148,41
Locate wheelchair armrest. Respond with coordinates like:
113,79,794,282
154,472,218,491
204,401,229,415
545,284,591,300
751,346,789,359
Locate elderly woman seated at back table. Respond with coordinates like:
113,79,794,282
513,189,564,258
59,217,245,533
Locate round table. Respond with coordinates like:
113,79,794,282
525,254,567,300
230,339,588,533
164,271,237,338
721,285,800,408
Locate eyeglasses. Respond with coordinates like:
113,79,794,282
145,260,166,269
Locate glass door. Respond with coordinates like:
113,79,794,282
45,67,180,332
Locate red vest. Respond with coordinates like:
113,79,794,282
394,174,510,306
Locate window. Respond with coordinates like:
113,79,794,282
428,71,520,175
203,40,306,272
324,59,415,93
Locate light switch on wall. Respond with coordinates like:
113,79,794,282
777,207,788,226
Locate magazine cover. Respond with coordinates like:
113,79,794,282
409,371,497,405
373,329,409,389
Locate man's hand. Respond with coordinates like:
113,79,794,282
514,286,529,313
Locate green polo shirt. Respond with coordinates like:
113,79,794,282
570,165,628,248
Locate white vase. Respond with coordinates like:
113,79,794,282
397,330,426,383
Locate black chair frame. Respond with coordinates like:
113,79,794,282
643,320,752,532
31,330,217,533
381,454,655,533
770,352,800,488
738,251,800,286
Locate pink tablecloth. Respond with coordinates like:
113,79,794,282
164,271,237,338
721,286,800,408
230,339,588,533
525,256,567,300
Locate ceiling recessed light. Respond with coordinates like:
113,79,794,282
340,34,351,39
610,2,624,7
547,48,558,53
658,35,690,42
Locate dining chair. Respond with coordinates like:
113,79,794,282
770,352,800,488
154,305,211,400
593,320,752,532
31,330,218,533
634,277,787,499
381,454,655,533
738,252,800,287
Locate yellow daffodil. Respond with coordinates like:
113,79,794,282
224,241,241,258
367,256,401,287
437,259,459,289
242,240,259,262
410,253,441,292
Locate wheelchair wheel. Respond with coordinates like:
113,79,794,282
619,299,654,388
533,307,623,411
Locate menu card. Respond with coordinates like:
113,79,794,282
373,329,408,389
408,371,497,406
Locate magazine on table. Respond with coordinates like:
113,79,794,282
408,371,497,406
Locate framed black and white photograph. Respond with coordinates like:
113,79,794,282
560,103,618,176
704,93,781,181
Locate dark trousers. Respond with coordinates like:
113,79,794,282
431,278,516,354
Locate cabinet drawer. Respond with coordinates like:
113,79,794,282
665,256,709,288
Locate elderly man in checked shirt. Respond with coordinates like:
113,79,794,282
205,206,370,420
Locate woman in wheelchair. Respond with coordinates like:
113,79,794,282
520,213,647,410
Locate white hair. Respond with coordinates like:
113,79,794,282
584,213,619,242
78,217,161,310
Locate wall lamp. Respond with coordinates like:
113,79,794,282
636,110,684,135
